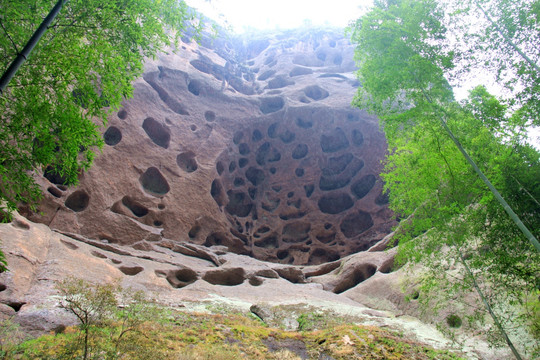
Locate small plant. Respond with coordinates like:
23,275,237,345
297,311,325,331
446,314,463,328
0,317,25,359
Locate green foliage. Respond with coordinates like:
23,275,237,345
54,277,161,359
0,317,26,359
13,307,466,359
349,0,540,357
0,0,199,270
297,311,325,331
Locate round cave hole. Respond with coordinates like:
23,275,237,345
140,167,170,196
103,126,122,146
65,190,90,212
176,151,198,173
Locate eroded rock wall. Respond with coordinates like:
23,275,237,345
26,27,396,265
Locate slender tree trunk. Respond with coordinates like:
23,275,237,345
419,88,540,253
0,0,67,94
457,250,523,360
473,0,540,73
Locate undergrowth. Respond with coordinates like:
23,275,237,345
2,311,465,360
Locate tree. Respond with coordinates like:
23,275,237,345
348,0,540,357
0,0,200,271
57,277,117,360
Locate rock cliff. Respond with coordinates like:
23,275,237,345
25,27,396,266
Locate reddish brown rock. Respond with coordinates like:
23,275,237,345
25,27,396,265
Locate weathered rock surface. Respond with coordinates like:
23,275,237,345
0,213,509,358
24,27,395,266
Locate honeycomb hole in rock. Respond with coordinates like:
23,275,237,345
304,85,329,101
60,240,78,250
254,234,278,248
158,203,165,210
252,129,263,142
260,97,284,114
309,248,340,265
211,179,225,206
282,221,311,243
279,130,296,144
229,161,236,172
164,268,198,288
204,110,216,122
47,186,62,198
203,268,245,286
239,158,249,168
117,108,128,119
0,283,6,292
318,193,353,214
379,256,400,274
119,265,144,276
188,224,201,238
267,122,279,138
216,161,224,175
43,166,67,185
318,50,329,60
12,218,30,230
103,126,122,146
153,220,163,227
111,259,122,264
295,168,304,177
65,190,90,212
256,142,281,165
234,177,245,187
91,250,107,259
176,151,198,173
248,187,257,200
304,184,314,198
329,39,337,47
292,144,308,159
277,250,289,260
340,211,374,238
352,129,364,147
333,54,343,65
7,302,26,312
245,167,265,186
321,128,350,153
315,230,336,244
142,117,170,149
376,190,390,205
333,264,377,294
190,125,197,131
140,167,170,196
121,196,149,217
269,167,277,174
322,153,353,176
352,175,377,199
268,76,293,89
238,143,250,155
249,277,264,286
287,191,294,198
188,79,203,96
295,117,313,129
224,190,252,217
289,66,313,77
233,131,244,145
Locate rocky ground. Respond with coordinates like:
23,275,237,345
0,26,515,359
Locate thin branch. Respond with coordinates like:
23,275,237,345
474,0,540,73
0,18,19,53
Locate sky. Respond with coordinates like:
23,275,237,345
184,0,369,33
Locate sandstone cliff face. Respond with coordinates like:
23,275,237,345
26,27,396,265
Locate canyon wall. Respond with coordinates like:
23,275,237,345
26,27,396,265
